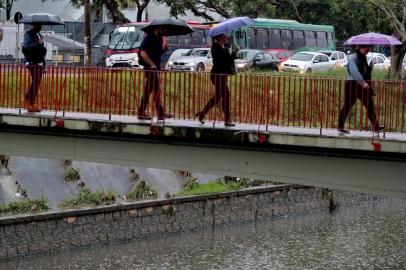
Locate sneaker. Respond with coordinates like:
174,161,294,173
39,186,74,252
337,128,350,134
195,111,205,124
27,108,42,113
158,113,173,121
373,126,385,132
137,114,152,120
224,121,236,127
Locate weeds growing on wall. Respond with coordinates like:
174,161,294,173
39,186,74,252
0,196,49,214
59,188,117,208
126,180,158,201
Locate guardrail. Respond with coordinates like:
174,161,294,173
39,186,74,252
0,63,405,133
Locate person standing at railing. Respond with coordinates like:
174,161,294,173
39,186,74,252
137,26,172,121
337,45,384,133
22,22,47,113
195,33,238,126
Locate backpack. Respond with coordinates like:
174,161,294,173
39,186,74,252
22,45,47,64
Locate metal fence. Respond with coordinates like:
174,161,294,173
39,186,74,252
0,63,405,133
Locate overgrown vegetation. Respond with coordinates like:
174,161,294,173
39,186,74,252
65,166,81,182
0,196,49,214
59,188,117,208
178,177,273,196
126,179,158,201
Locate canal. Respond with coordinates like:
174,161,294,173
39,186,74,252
1,198,405,269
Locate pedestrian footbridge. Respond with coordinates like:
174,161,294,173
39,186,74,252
0,64,405,198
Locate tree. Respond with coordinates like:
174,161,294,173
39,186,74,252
367,0,406,79
1,0,14,21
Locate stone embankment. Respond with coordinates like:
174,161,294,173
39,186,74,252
0,185,382,259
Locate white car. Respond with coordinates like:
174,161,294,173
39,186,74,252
319,50,348,68
367,53,390,70
165,49,192,70
282,52,334,73
167,48,213,72
105,52,142,68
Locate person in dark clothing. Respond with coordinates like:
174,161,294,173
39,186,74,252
337,45,384,133
137,26,172,120
22,22,47,112
195,33,238,126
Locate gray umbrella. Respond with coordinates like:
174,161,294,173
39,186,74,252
20,13,64,25
141,18,194,36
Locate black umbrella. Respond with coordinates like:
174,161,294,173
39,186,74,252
141,18,194,36
20,13,64,25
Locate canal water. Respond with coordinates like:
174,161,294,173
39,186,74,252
1,199,405,270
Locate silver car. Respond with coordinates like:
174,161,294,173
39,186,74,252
167,48,213,72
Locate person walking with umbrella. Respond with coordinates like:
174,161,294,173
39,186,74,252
22,22,47,112
137,18,194,120
337,32,401,133
195,33,238,126
20,13,64,112
195,16,253,126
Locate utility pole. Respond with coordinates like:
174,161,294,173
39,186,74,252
84,0,91,66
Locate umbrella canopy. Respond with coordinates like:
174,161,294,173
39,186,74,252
208,16,254,37
20,13,64,25
141,18,194,36
343,32,401,46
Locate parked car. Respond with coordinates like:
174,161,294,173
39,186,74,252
165,49,192,70
367,53,390,70
319,50,348,68
282,52,334,73
234,49,280,72
167,48,212,72
267,49,293,62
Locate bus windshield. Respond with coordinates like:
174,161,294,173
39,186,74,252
108,26,144,50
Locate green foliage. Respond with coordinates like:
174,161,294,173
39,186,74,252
65,166,81,182
0,196,49,214
126,180,158,201
60,188,117,208
178,181,241,195
183,177,200,190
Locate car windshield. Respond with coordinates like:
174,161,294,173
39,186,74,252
290,53,314,61
320,51,332,57
108,26,144,50
185,49,209,57
236,51,257,60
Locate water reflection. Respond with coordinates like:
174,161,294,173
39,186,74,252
1,199,406,270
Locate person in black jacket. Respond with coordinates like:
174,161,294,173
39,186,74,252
22,22,47,112
337,45,384,133
195,33,238,126
137,26,172,120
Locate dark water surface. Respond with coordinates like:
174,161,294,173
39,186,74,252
1,199,406,270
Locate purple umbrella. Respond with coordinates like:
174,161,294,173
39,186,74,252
343,32,401,46
208,16,254,37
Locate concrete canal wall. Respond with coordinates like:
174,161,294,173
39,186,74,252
0,185,382,259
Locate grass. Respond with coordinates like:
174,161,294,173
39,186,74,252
64,165,80,181
59,188,117,208
0,196,49,214
126,180,158,201
178,181,241,196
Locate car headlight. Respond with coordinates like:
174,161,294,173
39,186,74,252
106,57,111,63
236,63,246,68
185,62,194,66
168,61,173,65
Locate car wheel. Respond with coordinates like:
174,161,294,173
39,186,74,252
306,68,312,73
196,63,205,71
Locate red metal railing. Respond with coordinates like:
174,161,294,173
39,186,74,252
1,63,405,133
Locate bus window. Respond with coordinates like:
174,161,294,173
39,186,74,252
293,30,305,50
256,28,269,49
234,30,247,49
191,30,205,45
327,32,334,46
305,31,317,46
316,31,328,48
248,28,256,49
281,30,293,50
166,35,178,46
178,34,192,45
269,28,282,49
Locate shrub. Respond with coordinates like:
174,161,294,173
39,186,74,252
126,180,158,201
60,188,116,208
183,177,199,190
0,196,49,214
